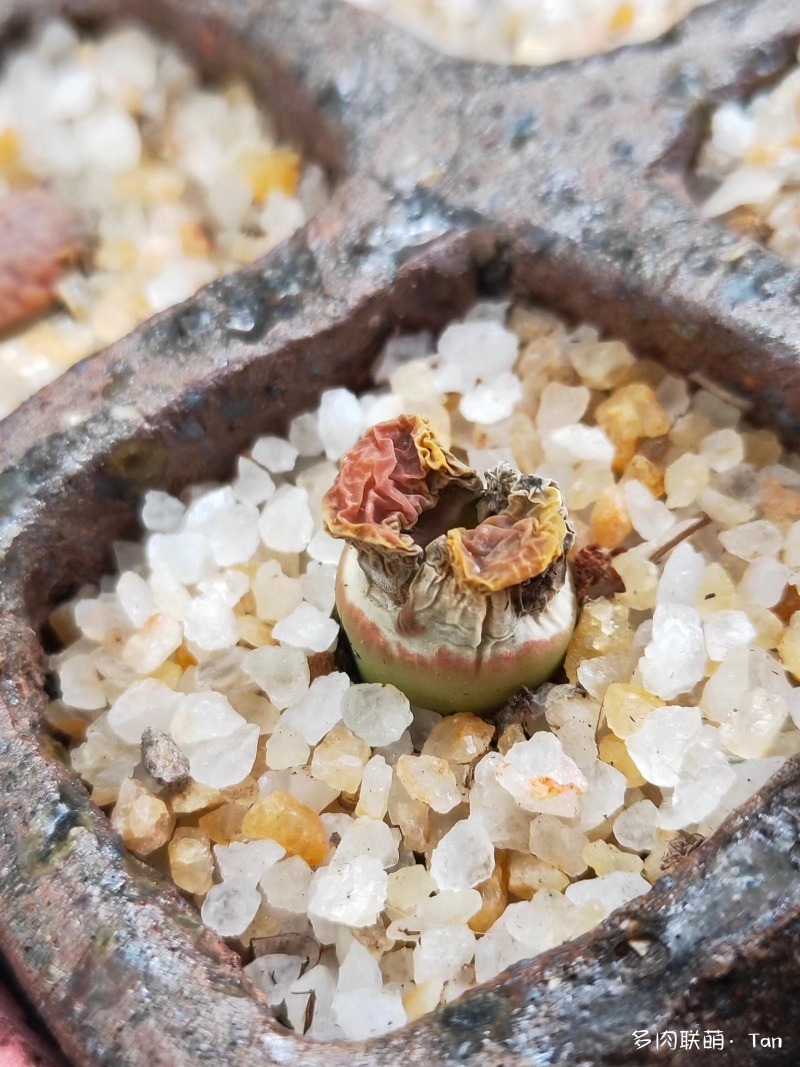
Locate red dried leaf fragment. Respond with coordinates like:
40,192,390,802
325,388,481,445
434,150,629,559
0,189,88,334
322,414,480,556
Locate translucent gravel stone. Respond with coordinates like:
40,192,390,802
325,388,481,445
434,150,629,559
638,603,707,700
307,529,344,566
111,777,174,856
696,756,786,836
435,321,517,393
529,815,589,877
623,480,675,541
122,613,182,673
203,501,260,566
74,596,130,642
214,839,285,885
545,424,614,465
232,456,275,506
334,817,399,869
386,865,437,915
317,388,366,462
626,705,702,787
506,853,568,899
422,713,495,764
611,550,658,610
356,755,393,820
430,819,495,891
704,610,757,662
535,382,590,435
58,654,106,710
334,988,406,1041
242,645,310,709
565,871,650,918
459,372,523,425
183,593,238,651
259,485,314,553
602,683,660,739
116,571,155,626
413,925,475,984
543,688,600,772
469,753,533,852
282,766,340,813
342,683,413,747
189,723,260,788
700,427,745,472
739,557,789,608
260,855,314,912
201,880,261,937
265,722,310,770
657,727,736,830
281,671,350,745
702,646,791,758
783,521,800,568
410,889,482,932
664,452,709,508
272,602,339,653
171,691,245,746
108,678,184,743
251,434,299,474
308,856,388,927
719,520,783,561
300,561,337,614
337,940,382,993
246,954,304,1006
289,411,324,457
169,832,214,894
573,759,627,830
396,754,461,814
147,531,214,586
495,734,587,817
656,543,705,607
311,725,370,794
243,791,328,866
698,487,755,527
500,890,599,955
702,168,781,218
613,799,659,852
567,339,635,390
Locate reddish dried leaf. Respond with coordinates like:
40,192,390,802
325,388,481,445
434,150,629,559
0,189,88,334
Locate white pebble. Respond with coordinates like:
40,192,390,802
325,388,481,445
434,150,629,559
317,388,365,462
201,881,261,937
565,871,649,918
626,705,702,786
704,610,757,662
58,654,106,711
171,691,245,746
623,480,675,541
260,485,314,553
108,678,183,743
459,372,522,425
638,603,707,700
272,602,339,653
251,435,299,474
308,856,388,927
189,723,259,788
342,683,413,747
232,457,275,506
430,819,495,891
281,672,351,746
214,839,285,886
495,733,587,817
242,645,310,709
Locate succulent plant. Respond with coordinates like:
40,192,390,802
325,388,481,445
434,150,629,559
323,415,577,714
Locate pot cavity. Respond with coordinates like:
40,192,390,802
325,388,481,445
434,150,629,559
699,48,800,261
346,0,713,65
47,298,800,1041
0,17,328,416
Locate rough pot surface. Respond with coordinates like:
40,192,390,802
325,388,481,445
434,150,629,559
0,1,799,1066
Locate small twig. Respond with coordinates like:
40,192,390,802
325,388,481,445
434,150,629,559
648,514,711,565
